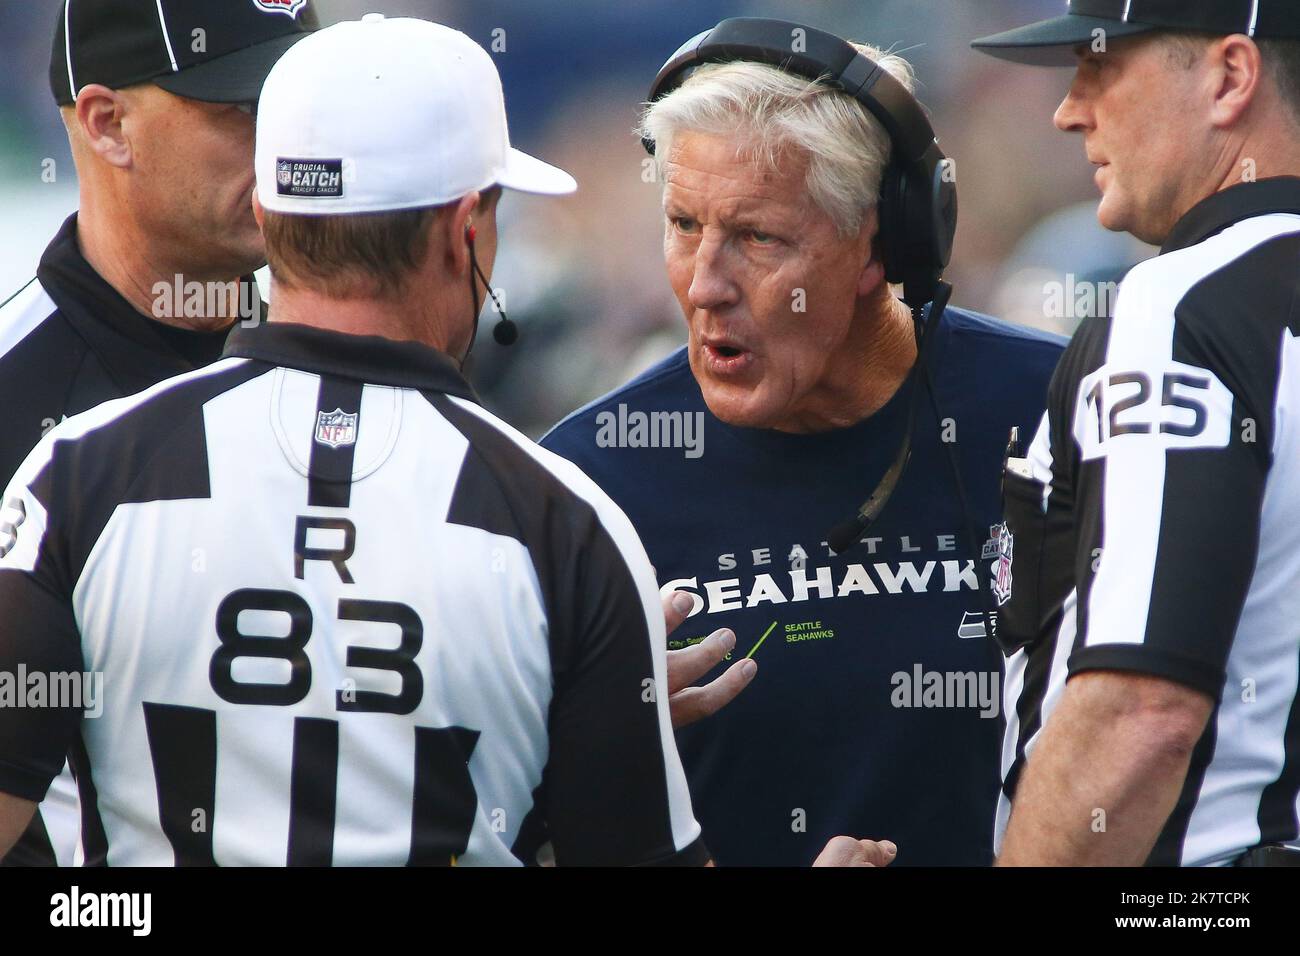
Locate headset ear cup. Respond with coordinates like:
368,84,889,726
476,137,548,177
930,162,958,273
905,165,937,281
878,164,906,286
891,155,958,307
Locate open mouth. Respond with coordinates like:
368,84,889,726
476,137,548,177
700,337,755,375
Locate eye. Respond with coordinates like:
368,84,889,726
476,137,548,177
670,215,700,234
746,229,777,245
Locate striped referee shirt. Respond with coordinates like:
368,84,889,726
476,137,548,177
994,177,1300,866
0,320,705,866
0,213,238,866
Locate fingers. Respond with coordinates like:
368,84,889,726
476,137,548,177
666,627,735,692
811,836,898,867
661,590,695,638
669,656,756,728
855,839,898,867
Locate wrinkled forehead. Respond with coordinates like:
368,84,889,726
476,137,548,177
661,129,812,211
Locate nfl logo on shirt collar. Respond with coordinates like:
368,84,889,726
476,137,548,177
253,0,307,18
315,408,357,448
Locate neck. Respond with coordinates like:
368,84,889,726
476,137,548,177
1212,138,1300,196
1191,119,1300,219
76,193,240,333
267,279,462,354
774,292,919,434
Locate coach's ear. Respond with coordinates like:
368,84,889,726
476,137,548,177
444,191,483,279
251,190,265,230
856,206,888,300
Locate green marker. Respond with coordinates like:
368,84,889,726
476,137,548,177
746,620,779,659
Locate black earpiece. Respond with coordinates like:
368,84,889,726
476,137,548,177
462,219,517,366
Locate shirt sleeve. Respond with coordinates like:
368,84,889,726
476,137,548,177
0,443,84,802
542,499,707,867
1064,263,1273,698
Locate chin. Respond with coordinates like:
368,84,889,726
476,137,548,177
699,386,769,430
1100,204,1165,246
1095,195,1126,233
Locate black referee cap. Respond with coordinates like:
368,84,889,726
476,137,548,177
50,0,319,107
973,0,1300,66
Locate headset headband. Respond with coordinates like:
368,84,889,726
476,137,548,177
643,18,938,163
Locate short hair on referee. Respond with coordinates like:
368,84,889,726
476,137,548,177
637,43,915,238
261,206,441,299
1161,30,1300,126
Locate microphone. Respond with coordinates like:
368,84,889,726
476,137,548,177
492,314,518,346
463,222,518,365
827,442,911,554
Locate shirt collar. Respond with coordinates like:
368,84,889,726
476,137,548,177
36,213,246,392
1161,177,1300,254
223,320,481,401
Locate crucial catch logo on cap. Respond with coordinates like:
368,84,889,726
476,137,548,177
276,158,344,199
253,0,308,17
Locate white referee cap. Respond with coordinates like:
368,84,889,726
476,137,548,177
255,14,577,215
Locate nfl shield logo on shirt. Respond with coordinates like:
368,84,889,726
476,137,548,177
993,522,1014,607
253,0,307,17
315,409,357,448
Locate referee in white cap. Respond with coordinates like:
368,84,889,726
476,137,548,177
0,15,710,866
973,1,1300,866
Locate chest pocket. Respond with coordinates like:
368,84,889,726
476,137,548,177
995,468,1071,656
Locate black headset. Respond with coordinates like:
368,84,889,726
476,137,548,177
643,18,998,638
642,16,957,309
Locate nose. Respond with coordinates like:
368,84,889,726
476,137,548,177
687,233,741,313
1054,71,1091,133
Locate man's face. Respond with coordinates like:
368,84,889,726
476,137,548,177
662,130,878,431
122,86,263,277
1055,35,1212,244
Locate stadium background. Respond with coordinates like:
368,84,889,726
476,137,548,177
0,0,1152,436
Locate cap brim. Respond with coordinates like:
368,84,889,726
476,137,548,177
498,147,577,195
972,15,1154,66
154,31,309,103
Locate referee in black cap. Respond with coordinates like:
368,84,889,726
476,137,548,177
0,0,317,866
973,2,1300,865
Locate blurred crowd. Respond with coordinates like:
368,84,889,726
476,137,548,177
0,0,1154,436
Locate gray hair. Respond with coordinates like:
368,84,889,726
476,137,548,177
639,44,917,236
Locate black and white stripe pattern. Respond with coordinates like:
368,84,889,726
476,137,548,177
0,276,81,867
0,322,703,866
996,197,1300,866
0,280,53,360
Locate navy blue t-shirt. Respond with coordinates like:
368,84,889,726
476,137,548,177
541,308,1065,866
